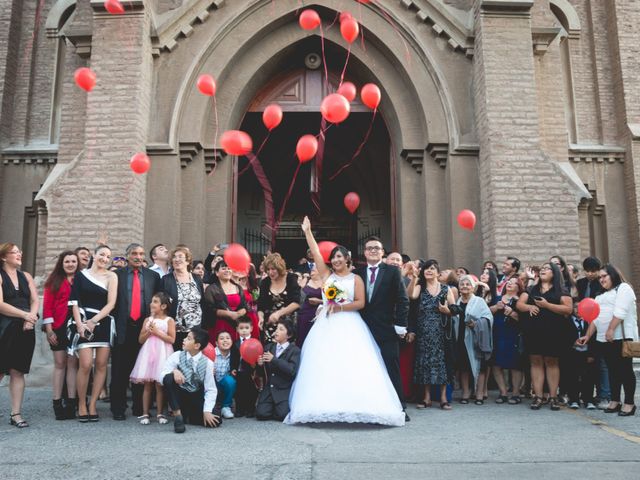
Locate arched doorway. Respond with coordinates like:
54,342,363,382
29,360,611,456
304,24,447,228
235,66,394,267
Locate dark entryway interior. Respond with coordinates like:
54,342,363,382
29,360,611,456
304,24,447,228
238,107,390,268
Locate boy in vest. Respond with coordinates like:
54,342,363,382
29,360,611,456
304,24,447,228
161,327,221,433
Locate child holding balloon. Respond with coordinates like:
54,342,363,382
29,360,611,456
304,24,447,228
564,302,597,409
234,317,259,417
130,292,176,425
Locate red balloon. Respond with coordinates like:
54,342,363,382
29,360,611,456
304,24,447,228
577,298,600,323
457,209,476,231
296,135,318,163
262,104,283,131
320,93,350,124
340,11,353,23
361,83,381,109
130,153,150,174
223,243,251,274
220,130,253,156
337,82,357,102
344,192,360,214
74,67,96,92
197,74,216,96
318,241,338,263
299,9,321,30
340,17,359,44
104,0,124,14
239,338,264,366
202,343,216,361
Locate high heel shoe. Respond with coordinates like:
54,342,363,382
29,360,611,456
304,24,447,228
618,405,636,417
604,403,622,413
10,413,29,428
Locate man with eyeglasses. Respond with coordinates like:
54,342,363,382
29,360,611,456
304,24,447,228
355,237,410,421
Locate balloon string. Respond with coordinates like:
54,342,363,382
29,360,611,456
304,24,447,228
312,117,328,217
246,153,276,239
238,131,271,177
319,23,329,90
376,5,411,69
277,161,301,227
329,110,376,181
208,95,220,177
340,45,351,86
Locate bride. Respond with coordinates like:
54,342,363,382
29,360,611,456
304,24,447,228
284,217,405,426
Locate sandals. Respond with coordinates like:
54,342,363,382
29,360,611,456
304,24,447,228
138,415,150,425
530,396,543,410
474,399,484,406
157,414,169,425
416,401,432,409
9,413,29,428
440,402,452,410
549,397,560,411
508,396,522,405
459,398,470,404
495,395,508,404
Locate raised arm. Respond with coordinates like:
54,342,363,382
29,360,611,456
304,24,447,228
301,216,330,280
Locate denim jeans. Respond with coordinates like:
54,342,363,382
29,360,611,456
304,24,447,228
217,374,237,408
596,355,611,401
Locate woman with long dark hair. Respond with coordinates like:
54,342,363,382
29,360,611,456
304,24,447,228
0,243,39,428
202,260,248,342
517,263,572,410
578,264,638,416
43,250,79,419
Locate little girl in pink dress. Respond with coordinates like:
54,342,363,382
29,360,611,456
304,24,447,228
130,292,176,425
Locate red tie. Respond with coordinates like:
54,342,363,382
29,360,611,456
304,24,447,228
130,269,141,321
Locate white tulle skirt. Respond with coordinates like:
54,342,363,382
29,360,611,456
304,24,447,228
284,308,405,427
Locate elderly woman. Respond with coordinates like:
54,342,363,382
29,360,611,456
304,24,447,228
517,263,572,410
42,250,80,420
450,275,493,405
407,259,456,410
0,243,39,428
257,253,300,344
161,246,203,350
202,260,248,342
578,264,638,416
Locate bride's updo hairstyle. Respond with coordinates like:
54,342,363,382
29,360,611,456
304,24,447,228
329,245,352,268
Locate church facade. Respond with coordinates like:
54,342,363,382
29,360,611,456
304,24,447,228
0,0,639,282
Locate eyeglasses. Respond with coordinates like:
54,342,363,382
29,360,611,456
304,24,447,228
8,249,22,255
539,266,551,271
365,246,382,252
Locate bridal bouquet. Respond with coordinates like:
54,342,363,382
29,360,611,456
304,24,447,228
323,281,347,305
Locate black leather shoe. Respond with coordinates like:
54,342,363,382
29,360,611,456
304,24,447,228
404,412,411,422
78,415,89,423
88,414,99,422
112,413,126,421
174,415,186,433
604,404,621,413
618,406,636,417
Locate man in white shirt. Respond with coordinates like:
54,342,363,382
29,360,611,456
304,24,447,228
149,243,170,277
161,327,220,433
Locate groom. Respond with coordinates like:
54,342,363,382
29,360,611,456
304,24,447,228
356,236,410,420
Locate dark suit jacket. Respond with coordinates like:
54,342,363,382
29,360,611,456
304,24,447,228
261,342,301,403
355,263,409,342
161,272,204,320
234,338,254,372
113,267,161,345
576,277,602,301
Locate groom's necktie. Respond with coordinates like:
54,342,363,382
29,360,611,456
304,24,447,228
369,266,377,284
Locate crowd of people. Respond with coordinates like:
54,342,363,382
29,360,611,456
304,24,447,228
0,233,638,432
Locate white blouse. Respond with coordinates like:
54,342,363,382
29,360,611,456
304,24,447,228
594,283,639,342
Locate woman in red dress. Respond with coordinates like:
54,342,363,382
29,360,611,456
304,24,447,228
233,264,261,339
202,260,248,342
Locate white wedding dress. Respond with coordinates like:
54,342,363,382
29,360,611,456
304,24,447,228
284,272,405,426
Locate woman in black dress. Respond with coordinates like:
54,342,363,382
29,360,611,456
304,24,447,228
257,253,300,343
70,245,118,422
517,262,572,411
0,243,39,428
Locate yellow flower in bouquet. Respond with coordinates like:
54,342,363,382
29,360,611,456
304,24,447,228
323,282,346,304
325,286,338,300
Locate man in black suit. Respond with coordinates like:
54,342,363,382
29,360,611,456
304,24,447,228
295,249,315,275
355,236,410,420
576,256,603,300
110,243,161,420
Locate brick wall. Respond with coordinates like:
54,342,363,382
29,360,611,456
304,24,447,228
473,1,580,265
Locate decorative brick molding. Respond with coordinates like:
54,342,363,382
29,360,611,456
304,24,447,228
480,0,534,17
426,142,449,168
203,147,225,174
568,145,625,164
2,146,58,165
179,141,202,168
400,148,425,174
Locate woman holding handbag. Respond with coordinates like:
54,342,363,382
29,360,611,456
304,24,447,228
578,264,638,416
0,243,39,428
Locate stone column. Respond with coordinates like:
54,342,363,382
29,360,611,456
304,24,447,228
607,0,640,285
473,0,580,264
43,0,153,259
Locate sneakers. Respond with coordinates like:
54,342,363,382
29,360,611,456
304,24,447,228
586,402,597,410
221,407,235,419
569,402,580,409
